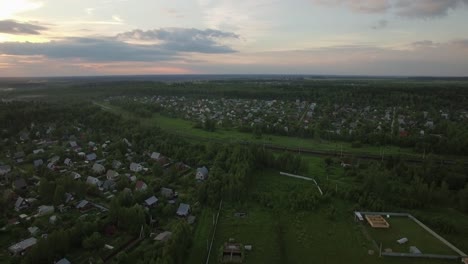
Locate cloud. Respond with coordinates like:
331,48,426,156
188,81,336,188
394,0,468,18
112,15,123,22
0,20,47,35
371,19,388,30
412,40,438,48
313,0,468,18
116,28,239,53
313,0,389,13
0,0,43,20
0,27,239,62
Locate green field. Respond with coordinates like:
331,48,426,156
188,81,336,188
186,170,458,264
365,216,457,255
96,102,426,159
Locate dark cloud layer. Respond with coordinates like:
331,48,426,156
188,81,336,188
313,0,468,18
116,28,239,53
0,20,47,35
0,27,239,62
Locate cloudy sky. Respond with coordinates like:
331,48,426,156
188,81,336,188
1,0,468,77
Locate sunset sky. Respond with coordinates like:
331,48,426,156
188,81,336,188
1,0,468,76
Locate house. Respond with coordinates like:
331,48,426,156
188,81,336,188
135,180,147,192
150,152,161,160
28,226,40,236
69,141,78,148
112,160,122,169
13,177,27,190
56,258,71,264
65,193,74,203
33,149,44,155
8,237,37,255
106,170,119,180
92,163,105,174
144,196,158,207
86,176,100,186
37,205,54,216
425,121,434,129
69,172,81,180
49,215,57,224
130,162,143,172
19,132,30,141
15,197,29,211
76,200,91,212
86,153,97,161
196,166,209,181
176,203,190,217
154,231,172,242
47,162,56,170
160,187,174,199
33,159,44,167
64,158,73,166
0,165,11,176
49,156,60,164
102,179,116,191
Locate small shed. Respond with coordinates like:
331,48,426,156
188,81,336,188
196,166,209,181
144,196,158,207
397,237,408,244
154,231,172,242
176,203,190,217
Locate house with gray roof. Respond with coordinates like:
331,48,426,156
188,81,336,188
160,187,174,199
8,237,37,255
144,196,158,207
130,162,143,172
0,165,11,176
15,196,29,211
196,166,209,181
56,258,71,264
106,170,119,180
86,176,100,186
92,163,105,174
176,203,190,217
33,159,44,167
86,153,97,161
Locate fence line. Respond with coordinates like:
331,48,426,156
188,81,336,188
279,172,323,195
356,211,467,257
205,200,223,264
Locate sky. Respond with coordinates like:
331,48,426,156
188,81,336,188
0,0,468,77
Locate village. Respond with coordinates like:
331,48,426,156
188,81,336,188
0,118,211,263
107,95,467,141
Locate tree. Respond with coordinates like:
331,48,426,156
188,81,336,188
39,178,54,203
459,185,468,213
53,185,65,205
82,232,104,250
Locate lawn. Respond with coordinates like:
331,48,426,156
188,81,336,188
365,216,457,255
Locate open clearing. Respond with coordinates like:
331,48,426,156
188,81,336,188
365,216,457,255
187,170,458,264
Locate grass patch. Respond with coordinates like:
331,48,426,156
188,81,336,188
185,208,215,264
365,216,457,255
